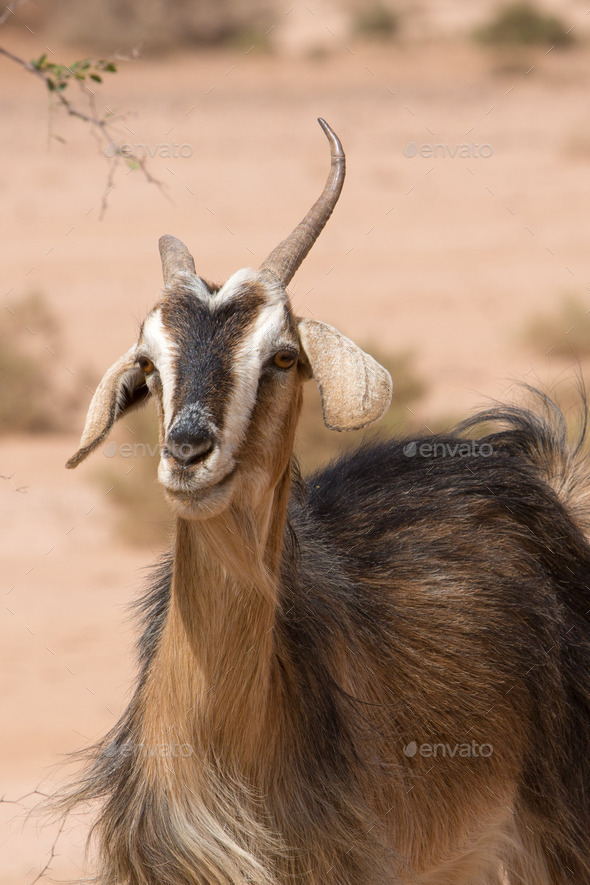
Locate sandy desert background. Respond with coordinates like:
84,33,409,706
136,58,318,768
2,0,590,881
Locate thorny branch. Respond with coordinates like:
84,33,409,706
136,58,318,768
30,819,67,884
1,789,65,883
0,2,168,217
0,787,50,807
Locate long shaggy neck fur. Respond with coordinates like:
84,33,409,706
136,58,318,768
70,473,295,885
146,484,289,771
128,510,289,884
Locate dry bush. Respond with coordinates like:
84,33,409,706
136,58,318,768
520,296,590,440
523,296,590,360
0,293,79,434
95,403,172,547
29,0,278,54
352,4,399,40
474,2,573,48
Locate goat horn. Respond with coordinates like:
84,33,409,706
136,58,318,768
159,235,197,285
259,118,345,287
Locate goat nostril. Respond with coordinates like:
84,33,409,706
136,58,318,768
184,441,214,467
164,437,215,468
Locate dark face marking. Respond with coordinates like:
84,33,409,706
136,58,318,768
159,284,267,432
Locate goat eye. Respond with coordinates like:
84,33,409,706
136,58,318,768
138,356,155,375
273,350,296,370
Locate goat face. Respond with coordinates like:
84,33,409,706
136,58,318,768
66,121,393,519
138,268,304,518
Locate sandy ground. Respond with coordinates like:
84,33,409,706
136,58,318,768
2,18,590,883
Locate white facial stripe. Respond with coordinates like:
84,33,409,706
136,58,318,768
219,299,289,457
196,267,290,475
212,267,285,309
141,311,178,432
168,275,212,302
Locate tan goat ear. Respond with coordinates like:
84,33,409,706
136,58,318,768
66,347,150,469
297,318,392,431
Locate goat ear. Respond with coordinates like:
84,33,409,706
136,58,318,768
66,346,150,469
297,318,392,431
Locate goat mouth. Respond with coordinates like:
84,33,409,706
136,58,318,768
162,469,238,520
162,465,237,499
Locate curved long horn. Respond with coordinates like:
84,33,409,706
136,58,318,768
159,235,197,285
260,118,345,287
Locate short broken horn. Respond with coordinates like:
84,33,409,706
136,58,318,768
159,234,197,285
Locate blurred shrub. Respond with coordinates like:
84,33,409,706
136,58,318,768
96,404,172,547
524,296,590,359
0,293,77,434
36,0,277,53
474,2,573,47
353,4,399,40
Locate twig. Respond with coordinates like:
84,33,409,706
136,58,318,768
0,787,50,807
0,41,169,214
30,818,66,884
1,789,67,882
100,154,118,220
0,0,29,28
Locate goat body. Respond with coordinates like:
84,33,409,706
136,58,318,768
61,121,590,884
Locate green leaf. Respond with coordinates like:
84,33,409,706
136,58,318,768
89,73,102,83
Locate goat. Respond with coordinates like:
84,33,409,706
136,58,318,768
60,119,590,884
